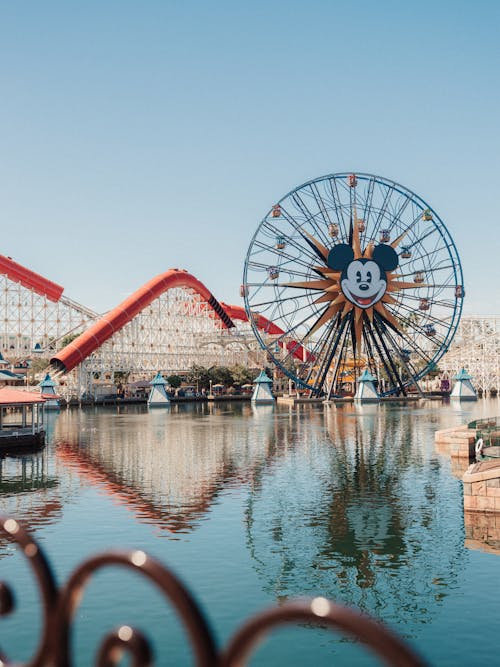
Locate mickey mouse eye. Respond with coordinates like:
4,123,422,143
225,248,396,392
367,271,372,283
356,270,361,282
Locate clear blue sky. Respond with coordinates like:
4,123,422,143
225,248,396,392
0,0,498,314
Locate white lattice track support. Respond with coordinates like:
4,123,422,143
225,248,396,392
69,287,268,392
0,274,98,358
440,316,500,394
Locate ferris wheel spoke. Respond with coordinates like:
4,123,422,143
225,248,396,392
264,293,320,334
370,185,394,241
261,303,324,349
252,238,319,271
394,292,456,314
396,263,457,281
326,177,349,237
249,291,319,310
246,263,313,280
378,323,427,392
326,321,354,398
371,315,409,395
299,316,341,388
364,316,404,395
311,313,351,394
372,303,438,365
276,207,335,265
405,225,441,249
389,327,435,368
361,176,375,225
290,191,329,241
307,182,335,243
384,195,412,237
383,308,448,354
260,220,325,266
398,245,451,270
361,323,383,379
278,206,311,235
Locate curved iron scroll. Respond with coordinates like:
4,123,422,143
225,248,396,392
0,516,428,666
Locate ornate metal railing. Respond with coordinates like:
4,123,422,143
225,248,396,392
0,516,427,666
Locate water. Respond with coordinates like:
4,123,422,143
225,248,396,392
1,398,499,666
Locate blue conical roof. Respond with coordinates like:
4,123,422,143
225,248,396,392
150,372,168,386
253,370,273,384
357,369,377,383
39,373,56,388
453,368,472,381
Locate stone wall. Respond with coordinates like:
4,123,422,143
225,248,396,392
463,461,500,549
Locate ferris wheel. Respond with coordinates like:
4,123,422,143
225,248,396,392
242,172,464,397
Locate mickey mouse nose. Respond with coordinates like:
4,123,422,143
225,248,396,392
359,284,369,291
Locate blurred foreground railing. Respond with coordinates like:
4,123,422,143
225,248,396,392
0,516,427,666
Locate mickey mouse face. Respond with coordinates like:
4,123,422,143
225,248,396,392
327,243,399,310
341,259,387,308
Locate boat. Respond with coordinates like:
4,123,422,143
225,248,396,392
0,387,46,452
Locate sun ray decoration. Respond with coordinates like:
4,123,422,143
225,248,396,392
243,173,464,397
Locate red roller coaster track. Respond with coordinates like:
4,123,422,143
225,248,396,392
49,268,309,373
0,254,64,302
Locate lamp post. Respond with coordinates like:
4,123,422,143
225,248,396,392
209,379,213,398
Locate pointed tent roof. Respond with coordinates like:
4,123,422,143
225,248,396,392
39,373,57,388
454,368,473,381
253,370,273,384
357,369,377,383
150,372,168,386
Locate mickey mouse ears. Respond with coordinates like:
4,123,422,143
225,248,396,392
372,244,399,271
327,244,353,271
327,243,399,271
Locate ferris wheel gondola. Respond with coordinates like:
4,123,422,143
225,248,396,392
242,172,464,397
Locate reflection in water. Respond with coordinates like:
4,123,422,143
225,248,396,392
53,403,288,534
0,450,61,558
464,510,500,554
0,400,478,634
245,403,466,630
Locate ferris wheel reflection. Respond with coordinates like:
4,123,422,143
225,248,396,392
244,403,466,630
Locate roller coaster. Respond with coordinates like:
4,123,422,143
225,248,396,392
0,253,497,396
0,254,306,396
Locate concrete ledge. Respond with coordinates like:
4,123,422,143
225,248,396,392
463,460,500,484
434,424,476,458
277,397,324,406
434,425,475,443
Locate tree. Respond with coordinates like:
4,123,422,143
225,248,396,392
210,366,234,387
229,364,254,385
166,374,182,388
27,357,50,384
60,332,81,349
186,364,212,390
